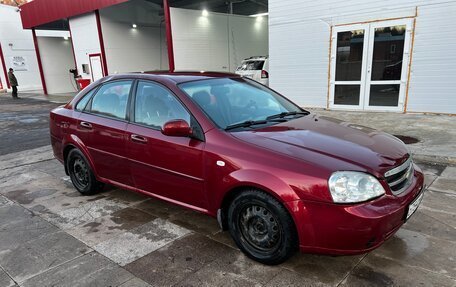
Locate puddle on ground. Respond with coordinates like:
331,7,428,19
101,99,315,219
18,118,40,123
393,135,419,144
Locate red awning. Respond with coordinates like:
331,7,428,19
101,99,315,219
20,0,129,29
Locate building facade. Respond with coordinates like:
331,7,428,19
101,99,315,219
0,4,42,92
269,0,456,114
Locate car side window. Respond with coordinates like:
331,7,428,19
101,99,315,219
75,88,96,111
87,81,132,120
134,81,190,129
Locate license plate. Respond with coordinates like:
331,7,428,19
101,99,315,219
406,191,424,220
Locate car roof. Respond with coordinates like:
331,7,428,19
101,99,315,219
242,56,268,61
101,71,241,84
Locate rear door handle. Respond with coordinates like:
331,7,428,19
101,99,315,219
80,121,92,129
131,134,148,143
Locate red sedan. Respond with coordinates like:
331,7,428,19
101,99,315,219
50,72,424,265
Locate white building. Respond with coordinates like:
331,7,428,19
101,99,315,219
0,4,42,92
269,0,456,114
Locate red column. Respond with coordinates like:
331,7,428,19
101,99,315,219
95,10,109,76
0,41,11,89
67,20,78,74
163,0,175,72
32,28,48,95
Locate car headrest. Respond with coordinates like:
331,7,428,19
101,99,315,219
193,91,211,107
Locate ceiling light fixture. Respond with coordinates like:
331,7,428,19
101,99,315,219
202,9,209,17
132,24,137,28
249,12,268,17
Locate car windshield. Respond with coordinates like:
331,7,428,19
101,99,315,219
179,78,305,130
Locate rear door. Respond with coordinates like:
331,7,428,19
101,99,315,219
77,80,133,185
126,80,207,209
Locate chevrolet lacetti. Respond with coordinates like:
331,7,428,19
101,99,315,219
50,72,424,265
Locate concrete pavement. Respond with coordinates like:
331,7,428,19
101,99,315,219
313,109,456,165
1,147,455,286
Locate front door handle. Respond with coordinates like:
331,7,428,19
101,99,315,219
80,121,92,129
131,134,148,143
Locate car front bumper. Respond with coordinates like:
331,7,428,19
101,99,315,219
286,165,425,255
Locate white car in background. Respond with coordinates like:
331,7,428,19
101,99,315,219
235,56,269,86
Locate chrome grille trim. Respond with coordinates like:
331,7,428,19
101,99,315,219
384,157,412,178
384,157,414,195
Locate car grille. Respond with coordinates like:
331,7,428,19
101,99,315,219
384,157,414,195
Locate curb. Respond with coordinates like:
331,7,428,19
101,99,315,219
412,153,456,166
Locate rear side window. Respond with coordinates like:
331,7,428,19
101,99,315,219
87,81,132,120
75,88,96,111
134,81,190,129
237,60,264,71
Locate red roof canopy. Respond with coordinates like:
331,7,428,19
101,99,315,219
20,0,129,29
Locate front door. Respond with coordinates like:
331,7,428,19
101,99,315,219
126,80,207,209
329,19,413,111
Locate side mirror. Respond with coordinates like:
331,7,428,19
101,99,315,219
161,119,193,137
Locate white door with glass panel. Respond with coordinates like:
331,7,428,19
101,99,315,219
89,54,104,82
329,19,413,111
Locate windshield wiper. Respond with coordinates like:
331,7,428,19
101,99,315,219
225,120,269,131
225,118,287,131
266,111,310,120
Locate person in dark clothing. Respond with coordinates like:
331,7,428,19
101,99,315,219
8,68,19,99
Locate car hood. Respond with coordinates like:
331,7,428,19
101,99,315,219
231,114,409,176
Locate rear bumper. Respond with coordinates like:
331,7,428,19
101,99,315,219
287,166,424,255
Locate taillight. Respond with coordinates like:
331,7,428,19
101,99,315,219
261,70,269,78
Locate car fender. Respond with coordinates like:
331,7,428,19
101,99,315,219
62,134,99,177
216,168,300,208
213,168,302,231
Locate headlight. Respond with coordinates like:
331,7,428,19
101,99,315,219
328,171,385,203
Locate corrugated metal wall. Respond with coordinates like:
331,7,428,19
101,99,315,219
270,0,456,114
407,2,456,113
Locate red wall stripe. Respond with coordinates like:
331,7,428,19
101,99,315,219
0,41,11,89
163,0,175,72
32,28,48,95
95,10,109,77
67,20,78,74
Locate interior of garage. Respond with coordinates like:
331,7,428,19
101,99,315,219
30,18,79,95
100,0,169,73
96,0,269,74
35,30,78,94
170,7,268,72
167,0,268,72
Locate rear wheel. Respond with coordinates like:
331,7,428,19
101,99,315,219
67,149,103,195
227,189,298,265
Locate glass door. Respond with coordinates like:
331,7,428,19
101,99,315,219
330,19,412,111
365,19,412,111
330,24,369,110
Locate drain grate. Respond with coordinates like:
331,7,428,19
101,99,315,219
393,135,419,144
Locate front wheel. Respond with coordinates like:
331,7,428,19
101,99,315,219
67,149,104,195
227,189,298,265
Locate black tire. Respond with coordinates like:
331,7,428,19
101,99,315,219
67,149,104,195
227,189,298,265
